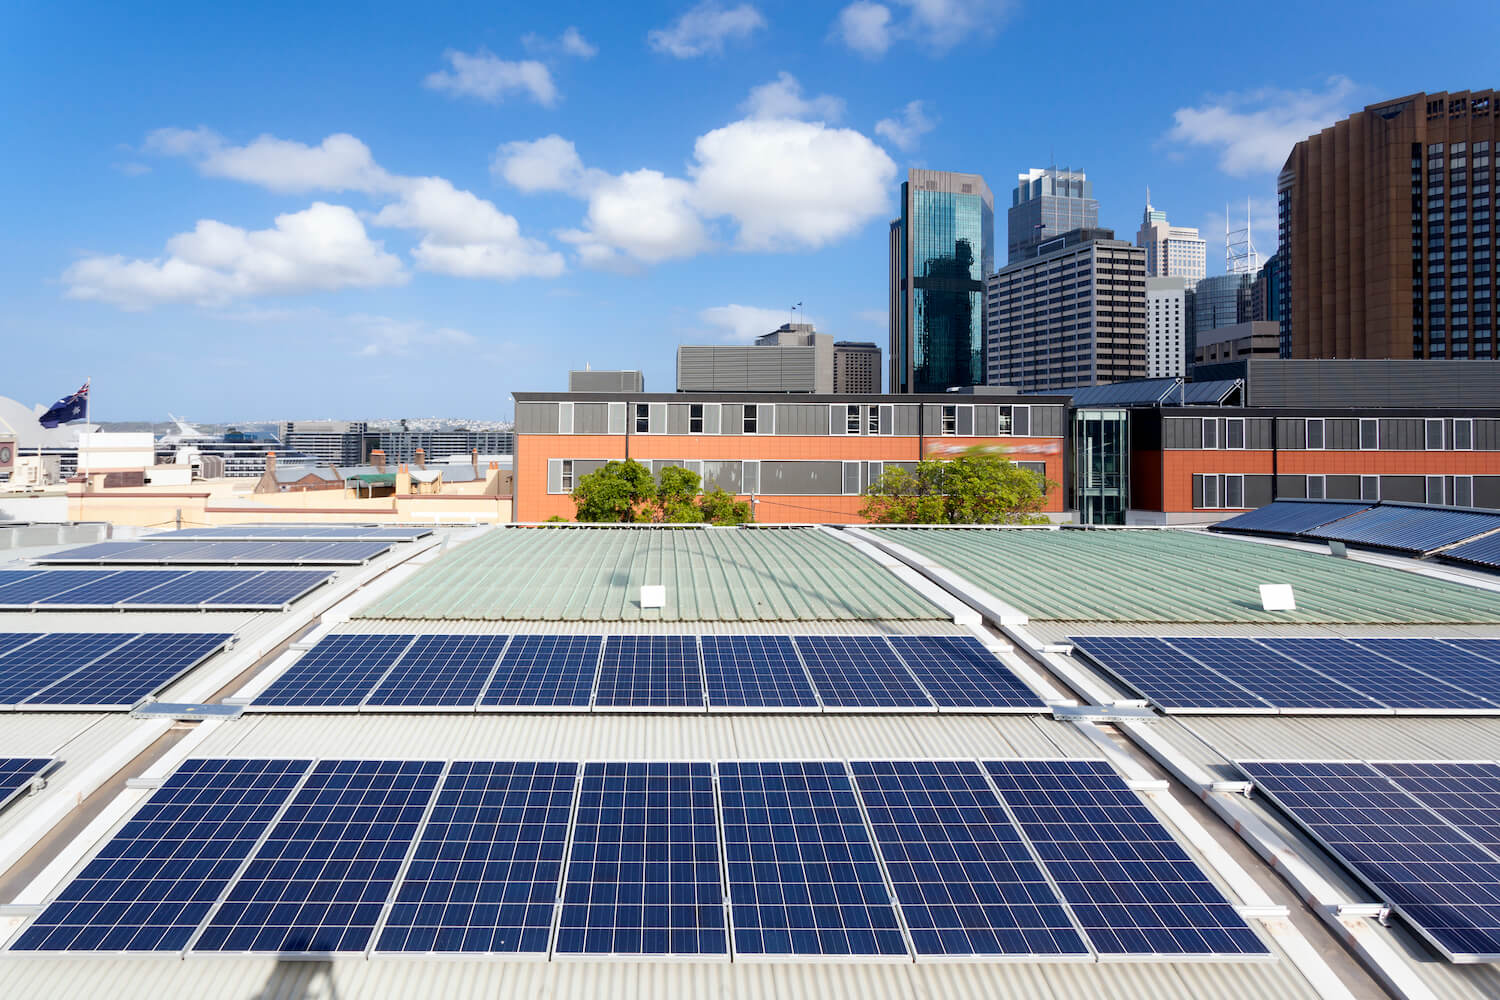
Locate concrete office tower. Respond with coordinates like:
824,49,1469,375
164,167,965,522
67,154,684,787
1279,89,1499,359
1146,277,1194,378
833,341,881,393
677,323,834,392
1135,195,1206,281
278,420,367,466
888,170,993,394
986,228,1147,391
1008,167,1098,263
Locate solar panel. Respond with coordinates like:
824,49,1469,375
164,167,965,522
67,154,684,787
478,634,599,710
1211,501,1372,538
0,757,53,814
1167,637,1383,711
0,633,139,707
155,525,430,542
1259,638,1491,711
252,634,416,708
0,569,45,592
19,570,190,606
986,759,1268,957
0,570,122,606
1372,761,1500,857
593,635,703,710
119,570,258,607
851,759,1086,957
555,761,726,955
887,635,1045,711
12,758,312,952
0,633,44,659
1240,759,1500,962
201,569,332,608
1347,639,1500,706
1443,533,1500,572
194,759,443,953
364,635,510,709
718,760,906,957
701,635,819,711
23,632,231,709
40,539,391,565
794,636,933,710
1068,636,1273,711
1304,505,1500,555
375,761,576,953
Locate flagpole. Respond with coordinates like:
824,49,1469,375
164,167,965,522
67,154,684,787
81,376,91,478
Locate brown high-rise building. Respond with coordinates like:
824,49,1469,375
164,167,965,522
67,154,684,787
1279,89,1497,360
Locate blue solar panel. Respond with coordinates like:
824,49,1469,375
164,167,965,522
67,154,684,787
253,634,416,708
0,633,44,659
0,570,45,592
13,758,311,952
156,525,430,542
1443,534,1500,572
478,634,599,709
1241,760,1500,962
364,635,510,708
852,759,1086,957
201,569,331,608
794,636,933,710
1211,501,1372,538
119,570,255,606
24,632,231,708
33,570,190,605
593,635,703,709
1348,639,1500,706
887,635,1046,710
555,761,726,955
1304,505,1500,555
0,570,121,606
0,756,53,813
1167,637,1383,711
1259,638,1490,711
1372,761,1500,857
986,759,1268,957
376,761,576,953
719,760,905,956
1068,636,1273,711
0,569,327,610
42,539,391,565
701,635,818,710
0,633,138,706
194,759,443,953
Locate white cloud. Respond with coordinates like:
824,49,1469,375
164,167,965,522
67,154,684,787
146,128,398,193
491,135,604,193
690,118,896,250
649,2,766,57
64,202,406,310
523,26,597,59
741,72,844,122
562,170,710,265
834,2,893,56
699,304,800,343
423,49,558,107
833,0,1011,57
1168,76,1359,176
346,313,477,357
874,100,934,150
373,177,565,279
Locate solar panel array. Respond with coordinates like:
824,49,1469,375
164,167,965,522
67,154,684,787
249,632,1046,712
1443,533,1500,572
1210,501,1371,538
1240,759,1500,962
0,632,231,710
1213,499,1500,558
0,757,53,814
12,756,1266,960
0,567,331,609
153,525,432,542
1071,635,1500,713
41,539,391,565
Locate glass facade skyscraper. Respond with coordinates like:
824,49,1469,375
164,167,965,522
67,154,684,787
1008,167,1097,263
888,169,994,394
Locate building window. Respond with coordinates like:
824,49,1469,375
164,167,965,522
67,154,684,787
1426,417,1445,450
1360,475,1379,501
847,404,861,435
635,404,650,434
1224,474,1245,508
1359,418,1379,450
1455,418,1474,450
1226,417,1245,450
867,406,880,435
743,406,758,434
560,460,574,491
689,404,704,434
1306,418,1325,450
1307,475,1327,500
941,405,957,435
1200,474,1220,508
1427,475,1445,504
1201,418,1219,449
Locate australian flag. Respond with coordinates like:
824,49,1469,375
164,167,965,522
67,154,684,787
38,382,89,429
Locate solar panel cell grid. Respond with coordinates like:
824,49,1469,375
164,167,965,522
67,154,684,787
719,760,906,957
1068,636,1273,711
0,634,44,659
0,570,122,606
986,759,1268,957
29,570,189,605
194,759,443,954
0,633,138,706
1372,761,1500,858
1345,639,1500,706
555,761,726,955
887,635,1045,710
122,570,257,606
376,761,576,953
794,636,932,710
701,635,818,710
202,570,331,608
24,632,230,708
851,759,1086,957
253,634,416,708
1261,638,1490,710
365,635,510,708
1167,637,1383,711
479,634,600,709
593,635,703,709
0,756,52,813
12,758,311,952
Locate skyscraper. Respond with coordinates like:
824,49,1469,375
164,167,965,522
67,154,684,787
1146,276,1193,378
888,169,994,394
1135,195,1207,281
1007,167,1097,262
1279,89,1498,359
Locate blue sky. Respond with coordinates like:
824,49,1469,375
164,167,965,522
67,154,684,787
3,1,1491,421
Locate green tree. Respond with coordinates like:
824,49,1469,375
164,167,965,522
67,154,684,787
860,449,1055,524
656,466,705,523
571,459,657,522
699,487,752,524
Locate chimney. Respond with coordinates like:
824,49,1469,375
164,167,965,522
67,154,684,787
471,448,479,478
396,463,411,494
371,449,386,474
265,450,276,475
414,447,425,470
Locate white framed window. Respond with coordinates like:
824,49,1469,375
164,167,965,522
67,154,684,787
1307,474,1327,500
689,404,704,434
1426,417,1445,450
867,406,879,435
1360,475,1380,501
941,405,958,435
878,403,894,436
1224,473,1245,508
742,459,760,494
867,460,883,485
1011,404,1030,436
1427,475,1445,504
743,405,758,434
1305,417,1325,450
1226,417,1246,450
1456,475,1474,507
1201,418,1219,449
560,460,574,491
634,403,650,434
607,402,627,435
842,460,861,496
1201,474,1220,508
558,401,574,435
846,404,861,435
1359,418,1379,450
1455,418,1474,450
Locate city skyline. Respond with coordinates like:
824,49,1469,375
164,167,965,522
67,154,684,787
3,1,1489,418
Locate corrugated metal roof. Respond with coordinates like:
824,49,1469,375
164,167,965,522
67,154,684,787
334,619,968,636
0,714,152,843
1179,714,1500,763
874,527,1500,624
357,526,946,622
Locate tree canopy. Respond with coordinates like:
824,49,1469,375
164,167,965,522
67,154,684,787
571,460,752,524
859,449,1056,524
